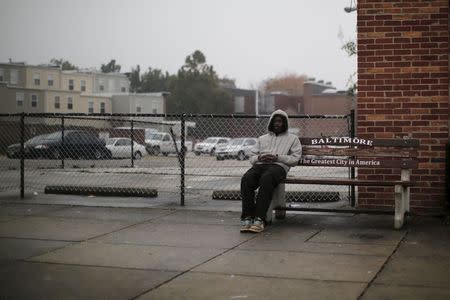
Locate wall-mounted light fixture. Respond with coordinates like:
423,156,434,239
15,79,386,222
344,0,357,13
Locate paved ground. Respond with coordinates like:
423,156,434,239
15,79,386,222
1,193,450,299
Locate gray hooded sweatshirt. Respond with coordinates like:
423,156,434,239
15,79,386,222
249,109,302,173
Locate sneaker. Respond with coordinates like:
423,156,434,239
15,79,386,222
249,217,265,233
240,217,253,233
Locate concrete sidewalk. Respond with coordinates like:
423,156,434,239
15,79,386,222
1,195,450,299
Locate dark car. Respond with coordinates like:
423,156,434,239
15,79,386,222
6,134,49,159
18,130,111,160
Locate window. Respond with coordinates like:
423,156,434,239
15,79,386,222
0,69,4,81
48,74,54,87
33,73,40,86
234,96,245,113
116,139,125,146
121,87,126,92
88,101,94,113
31,94,38,108
151,101,159,114
81,80,86,92
100,102,105,113
54,96,60,109
119,139,131,146
67,97,73,110
16,93,24,107
10,69,18,85
136,106,142,113
99,79,105,92
68,79,74,90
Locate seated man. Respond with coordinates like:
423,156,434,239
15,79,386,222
240,109,302,233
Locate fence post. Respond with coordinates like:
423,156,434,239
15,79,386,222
131,119,134,168
350,109,356,207
61,115,65,169
20,113,25,199
180,114,185,206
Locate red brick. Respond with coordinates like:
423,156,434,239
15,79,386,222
357,0,449,212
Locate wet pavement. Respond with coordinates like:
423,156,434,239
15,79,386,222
1,193,450,299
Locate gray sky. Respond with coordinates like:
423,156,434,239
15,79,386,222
0,0,357,90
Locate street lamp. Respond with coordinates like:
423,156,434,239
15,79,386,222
344,0,357,13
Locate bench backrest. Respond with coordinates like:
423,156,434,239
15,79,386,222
298,137,419,170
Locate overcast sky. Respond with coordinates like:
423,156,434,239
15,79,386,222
0,0,357,90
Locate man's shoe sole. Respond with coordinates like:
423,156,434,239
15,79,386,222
248,226,264,233
240,227,252,233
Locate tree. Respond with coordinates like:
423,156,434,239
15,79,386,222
101,59,121,73
260,73,308,96
166,50,233,114
218,76,236,89
341,40,357,96
342,40,357,57
140,67,171,92
181,50,214,76
50,58,77,70
127,65,141,93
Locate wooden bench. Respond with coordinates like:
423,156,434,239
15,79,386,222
266,137,419,229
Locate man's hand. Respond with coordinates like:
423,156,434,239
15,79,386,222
259,154,278,162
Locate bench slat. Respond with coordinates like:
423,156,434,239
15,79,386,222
303,147,418,158
298,157,418,169
300,137,420,148
283,177,413,187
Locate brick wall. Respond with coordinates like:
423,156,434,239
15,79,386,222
273,95,302,114
357,0,449,212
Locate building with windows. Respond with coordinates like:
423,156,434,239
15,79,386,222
92,72,129,94
0,62,150,117
110,92,167,115
0,62,114,116
0,62,138,130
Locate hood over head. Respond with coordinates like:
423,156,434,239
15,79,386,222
268,109,289,134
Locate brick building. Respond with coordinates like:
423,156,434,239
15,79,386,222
259,80,353,116
357,0,449,212
224,87,256,114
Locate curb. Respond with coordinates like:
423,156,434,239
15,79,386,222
45,185,158,197
212,190,340,202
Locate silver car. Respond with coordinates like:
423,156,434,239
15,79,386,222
106,138,147,159
194,137,231,156
215,138,257,160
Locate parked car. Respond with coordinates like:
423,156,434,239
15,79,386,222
194,137,231,156
106,138,147,159
216,137,257,160
145,131,193,156
16,130,111,159
6,134,49,159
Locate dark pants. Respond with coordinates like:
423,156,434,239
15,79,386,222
240,164,286,221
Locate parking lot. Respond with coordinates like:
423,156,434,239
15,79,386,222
0,152,350,203
0,113,353,205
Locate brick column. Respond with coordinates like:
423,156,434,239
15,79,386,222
357,0,449,212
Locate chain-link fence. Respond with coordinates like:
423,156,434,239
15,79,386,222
185,114,352,204
0,113,352,204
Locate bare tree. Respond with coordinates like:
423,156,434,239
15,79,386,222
260,73,308,96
